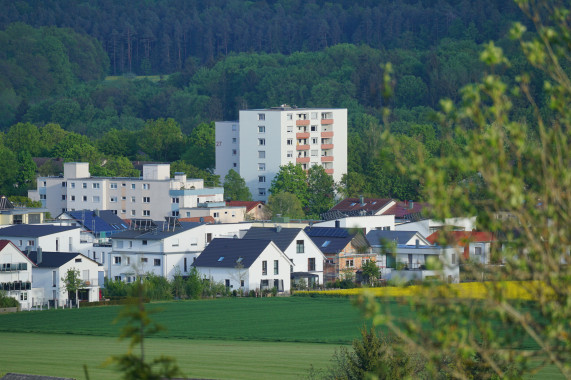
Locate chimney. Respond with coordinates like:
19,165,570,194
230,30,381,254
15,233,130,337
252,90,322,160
95,209,100,217
335,220,340,228
37,247,43,264
409,201,414,210
359,195,364,206
276,225,282,233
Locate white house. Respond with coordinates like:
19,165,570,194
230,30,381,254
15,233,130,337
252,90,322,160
215,106,347,201
0,240,42,309
395,217,477,237
313,215,395,234
193,238,293,293
107,219,253,282
0,225,85,253
243,226,326,286
366,230,432,269
27,249,102,307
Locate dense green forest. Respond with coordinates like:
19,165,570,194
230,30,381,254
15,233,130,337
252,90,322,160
0,0,551,208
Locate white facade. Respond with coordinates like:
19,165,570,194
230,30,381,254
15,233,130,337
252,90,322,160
314,215,395,234
281,230,326,286
29,162,224,219
196,241,292,293
215,107,347,201
32,253,102,307
0,241,40,309
0,227,85,253
395,217,477,237
381,246,460,284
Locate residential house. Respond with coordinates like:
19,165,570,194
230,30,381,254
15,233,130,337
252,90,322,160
243,226,326,286
193,239,292,293
324,197,395,219
427,231,497,264
0,196,48,226
0,225,85,253
26,250,102,306
313,215,395,234
226,201,268,220
304,227,374,283
395,217,477,237
0,240,41,309
366,230,460,283
215,106,347,201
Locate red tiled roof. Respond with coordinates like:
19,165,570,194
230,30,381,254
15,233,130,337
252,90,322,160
178,216,215,224
226,201,264,212
383,201,429,218
426,231,496,246
0,239,12,250
330,198,393,213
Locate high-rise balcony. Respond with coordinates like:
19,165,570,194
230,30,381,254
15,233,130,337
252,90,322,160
296,120,310,126
321,156,334,162
296,157,310,163
321,131,334,138
325,169,334,174
296,132,310,139
321,144,334,150
321,119,334,125
296,144,310,150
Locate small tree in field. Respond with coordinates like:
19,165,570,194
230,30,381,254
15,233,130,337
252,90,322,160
360,260,380,286
61,268,82,308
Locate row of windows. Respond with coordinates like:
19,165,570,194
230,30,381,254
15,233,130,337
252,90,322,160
261,260,279,275
257,112,328,121
48,182,151,190
114,256,160,266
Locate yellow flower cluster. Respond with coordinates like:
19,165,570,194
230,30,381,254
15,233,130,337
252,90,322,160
297,281,549,300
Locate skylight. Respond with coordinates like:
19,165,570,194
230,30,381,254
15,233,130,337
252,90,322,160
236,257,243,263
322,241,331,247
350,202,356,206
218,257,224,262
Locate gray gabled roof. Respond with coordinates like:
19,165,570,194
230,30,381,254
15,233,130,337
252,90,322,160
242,227,302,251
111,221,202,240
0,373,74,380
303,227,363,254
0,225,78,238
193,239,273,269
366,230,425,246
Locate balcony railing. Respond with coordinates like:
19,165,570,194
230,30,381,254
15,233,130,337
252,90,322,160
296,132,310,139
321,156,334,162
321,119,333,125
296,144,310,150
325,169,334,174
321,144,334,150
321,131,334,138
296,120,310,126
296,157,310,163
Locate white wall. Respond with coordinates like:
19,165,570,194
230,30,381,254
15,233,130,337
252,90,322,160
0,243,37,309
314,215,395,233
281,230,325,285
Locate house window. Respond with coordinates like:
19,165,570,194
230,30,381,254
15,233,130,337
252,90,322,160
258,151,265,159
143,210,150,216
258,113,265,121
172,197,179,203
114,276,121,281
131,196,136,202
52,271,56,286
475,247,482,255
213,212,219,218
143,197,150,203
82,183,87,189
42,181,46,187
346,259,354,267
40,194,46,200
154,259,161,266
308,258,316,271
121,196,126,200
142,240,148,245
296,240,304,253
232,124,237,131
129,241,133,248
110,183,117,189
312,137,318,144
240,280,244,287
131,210,136,216
61,195,66,201
141,258,148,263
70,182,75,189
274,260,279,275
93,183,100,189
311,125,317,132
143,184,150,190
122,183,126,187
232,149,237,155
287,125,293,133
451,254,457,265
311,150,318,156
233,163,237,167
110,196,117,203
287,139,293,145
116,241,124,249
126,257,130,265
92,196,100,202
121,209,126,214
287,113,292,120
258,138,265,146
262,260,267,275
311,112,318,119
20,292,27,301
287,151,293,158
114,256,122,265
131,184,136,189
258,176,266,183
62,182,67,187
258,163,265,171
258,126,265,133
232,137,237,143
28,240,35,247
258,188,266,196
172,211,179,217
184,257,188,272
75,258,82,263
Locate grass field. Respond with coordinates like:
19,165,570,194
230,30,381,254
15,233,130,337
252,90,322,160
0,297,564,379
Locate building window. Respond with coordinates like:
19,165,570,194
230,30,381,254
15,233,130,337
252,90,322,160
92,183,100,189
287,113,293,120
121,196,126,200
141,257,148,263
258,138,265,146
114,276,121,281
233,163,237,167
213,212,219,217
114,256,121,265
92,196,100,202
116,240,124,249
62,182,67,188
308,258,316,271
311,112,318,119
172,211,179,217
143,183,150,190
232,137,237,143
143,197,150,203
232,124,237,131
258,176,266,183
121,209,126,214
240,280,244,287
287,151,293,158
70,182,76,189
451,254,457,265
122,183,126,187
287,125,293,133
42,181,46,187
143,210,150,216
28,240,35,247
346,259,354,267
258,126,265,133
296,240,304,253
258,151,265,159
232,149,237,155
131,210,136,216
258,188,266,196
274,260,279,275
110,183,117,189
311,125,317,132
258,163,265,171
172,197,179,203
110,196,117,202
262,260,267,275
131,196,136,202
82,183,87,189
287,139,293,145
311,150,318,156
129,241,133,248
61,195,66,200
312,137,318,144
475,247,482,255
258,113,265,121
131,184,136,189
143,240,148,245
40,194,46,200
154,259,161,266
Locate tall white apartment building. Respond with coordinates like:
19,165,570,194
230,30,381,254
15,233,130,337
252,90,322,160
29,162,224,219
215,106,347,201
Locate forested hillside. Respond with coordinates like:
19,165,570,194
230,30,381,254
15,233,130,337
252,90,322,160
0,0,549,206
